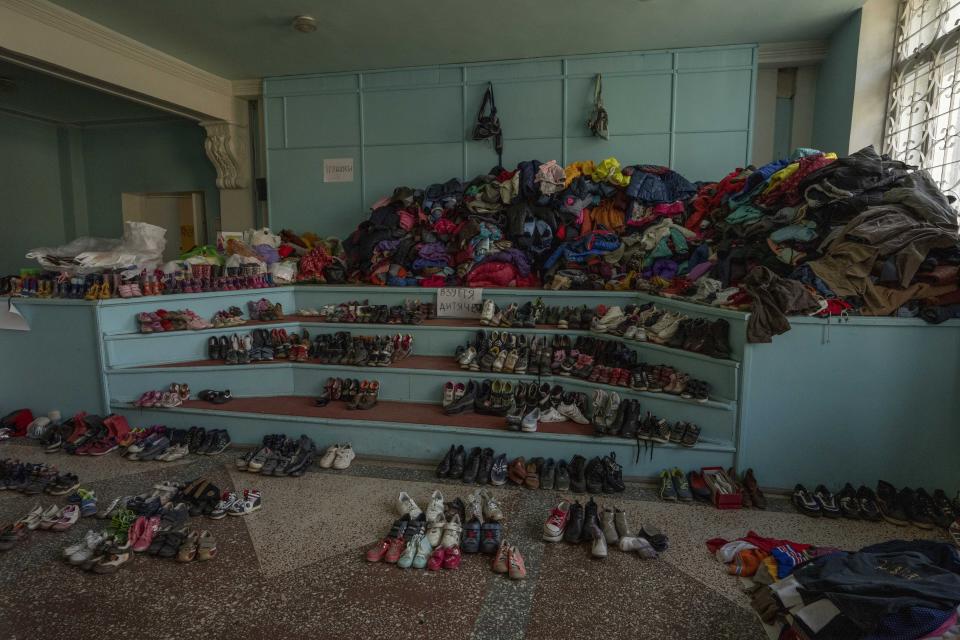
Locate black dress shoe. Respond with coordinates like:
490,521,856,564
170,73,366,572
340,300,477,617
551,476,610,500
620,400,641,438
564,501,584,543
555,460,570,491
436,445,455,478
603,452,625,493
478,448,494,484
462,447,482,483
570,455,587,494
585,457,604,494
582,497,599,542
448,445,466,479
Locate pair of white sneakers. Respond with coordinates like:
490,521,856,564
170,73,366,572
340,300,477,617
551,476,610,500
318,443,355,470
397,488,504,523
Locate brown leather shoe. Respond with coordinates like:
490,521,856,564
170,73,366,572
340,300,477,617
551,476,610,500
743,469,767,510
508,457,527,485
524,459,540,489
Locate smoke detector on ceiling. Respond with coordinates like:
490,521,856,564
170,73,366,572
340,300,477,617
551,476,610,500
292,15,317,33
0,77,16,93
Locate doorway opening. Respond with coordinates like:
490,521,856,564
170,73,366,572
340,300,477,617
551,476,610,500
121,192,206,262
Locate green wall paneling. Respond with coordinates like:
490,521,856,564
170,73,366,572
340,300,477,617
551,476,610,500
264,44,758,236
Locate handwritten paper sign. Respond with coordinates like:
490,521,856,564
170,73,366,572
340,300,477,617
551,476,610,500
323,158,354,183
437,288,483,318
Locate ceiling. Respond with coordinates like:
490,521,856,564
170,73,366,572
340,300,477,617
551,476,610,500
0,60,176,125
47,0,866,80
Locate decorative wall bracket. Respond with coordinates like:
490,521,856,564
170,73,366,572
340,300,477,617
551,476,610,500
199,120,248,189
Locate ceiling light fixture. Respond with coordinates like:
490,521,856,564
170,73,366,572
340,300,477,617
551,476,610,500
292,15,317,33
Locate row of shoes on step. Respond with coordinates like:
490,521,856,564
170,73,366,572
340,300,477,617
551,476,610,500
137,308,211,333
0,459,80,495
133,383,190,408
590,392,701,446
296,299,434,325
210,306,245,327
126,426,231,462
235,434,320,476
311,332,412,365
442,379,590,429
542,498,666,559
208,328,307,363
586,303,732,359
510,454,625,493
794,481,959,529
316,377,380,409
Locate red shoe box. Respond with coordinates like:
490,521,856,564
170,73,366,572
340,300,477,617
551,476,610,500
701,466,743,509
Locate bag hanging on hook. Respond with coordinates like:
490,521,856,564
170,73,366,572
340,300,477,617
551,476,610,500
472,82,504,167
587,73,609,140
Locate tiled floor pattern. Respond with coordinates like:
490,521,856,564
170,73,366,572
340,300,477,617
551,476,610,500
0,441,948,639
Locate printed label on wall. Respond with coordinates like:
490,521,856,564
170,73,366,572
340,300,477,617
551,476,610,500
323,158,354,183
437,288,483,318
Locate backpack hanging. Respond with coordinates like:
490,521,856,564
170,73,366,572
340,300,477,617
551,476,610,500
587,74,609,140
472,82,503,167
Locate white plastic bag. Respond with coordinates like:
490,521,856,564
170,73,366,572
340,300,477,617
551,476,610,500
245,227,280,248
26,221,166,274
269,260,297,284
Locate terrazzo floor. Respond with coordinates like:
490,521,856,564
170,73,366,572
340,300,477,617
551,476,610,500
0,439,948,640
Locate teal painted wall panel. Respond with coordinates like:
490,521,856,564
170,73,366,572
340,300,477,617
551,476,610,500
0,113,67,275
466,80,564,140
465,138,563,177
673,131,749,181
265,45,757,235
812,9,861,155
566,134,670,167
675,70,753,132
265,97,286,148
364,87,463,145
268,146,362,235
365,143,463,208
82,120,220,240
284,93,360,148
565,74,672,137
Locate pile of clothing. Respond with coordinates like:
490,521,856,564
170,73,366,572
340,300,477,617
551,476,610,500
296,146,960,339
709,532,960,639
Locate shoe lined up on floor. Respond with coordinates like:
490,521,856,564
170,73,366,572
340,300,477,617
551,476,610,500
136,308,212,333
436,445,509,485
315,377,380,409
0,503,82,552
0,459,80,495
794,480,958,529
125,426,231,462
542,498,665,559
297,299,434,325
317,443,356,470
236,434,318,476
665,468,767,509
24,411,62,441
37,413,132,457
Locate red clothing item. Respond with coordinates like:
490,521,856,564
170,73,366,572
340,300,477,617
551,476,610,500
466,261,518,287
706,530,811,555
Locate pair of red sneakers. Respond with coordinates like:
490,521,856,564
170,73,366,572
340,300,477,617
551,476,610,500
64,413,130,456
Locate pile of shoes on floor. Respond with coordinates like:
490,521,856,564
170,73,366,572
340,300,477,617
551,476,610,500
435,445,626,494
658,467,767,509
235,434,356,475
793,481,959,529
316,377,380,409
542,498,668,559
296,299,435,325
0,458,80,495
367,488,526,579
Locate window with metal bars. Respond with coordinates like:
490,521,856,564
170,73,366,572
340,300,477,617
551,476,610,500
884,0,960,195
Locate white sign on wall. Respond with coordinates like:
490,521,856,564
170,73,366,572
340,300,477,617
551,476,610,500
323,158,354,183
436,288,483,318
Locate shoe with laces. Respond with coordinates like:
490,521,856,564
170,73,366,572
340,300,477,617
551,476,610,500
396,491,422,518
384,536,406,564
543,501,570,542
332,444,355,470
558,396,590,424
426,513,446,547
906,488,937,529
877,480,908,526
480,490,503,522
64,529,108,564
813,485,841,518
671,468,693,502
837,484,861,519
397,533,421,569
492,540,510,573
507,545,527,579
425,489,445,523
659,470,677,501
793,484,821,517
228,489,262,516
589,522,607,558
209,491,240,520
856,486,882,521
